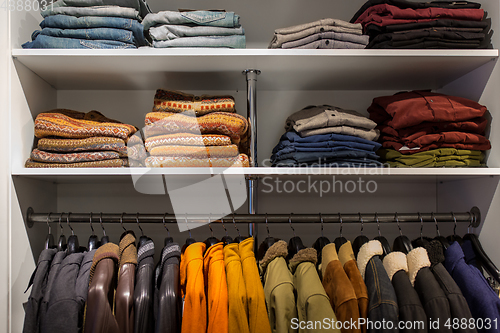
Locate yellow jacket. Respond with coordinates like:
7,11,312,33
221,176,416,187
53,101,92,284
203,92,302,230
180,242,207,333
240,238,272,333
224,242,250,333
204,243,229,333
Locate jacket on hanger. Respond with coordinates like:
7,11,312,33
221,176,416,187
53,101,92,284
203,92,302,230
289,247,341,333
357,240,399,333
84,243,120,333
134,239,155,333
23,248,57,333
321,243,361,333
383,251,427,333
224,242,250,333
204,243,229,333
180,242,207,333
338,241,369,333
424,240,477,333
154,242,182,333
240,237,272,333
407,247,452,333
260,240,297,333
38,250,67,331
445,241,500,333
116,232,138,333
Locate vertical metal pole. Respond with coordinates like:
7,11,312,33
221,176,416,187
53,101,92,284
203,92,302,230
243,69,260,250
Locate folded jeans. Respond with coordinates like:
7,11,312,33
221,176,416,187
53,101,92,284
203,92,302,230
149,24,244,41
152,35,245,48
22,34,136,49
143,10,241,30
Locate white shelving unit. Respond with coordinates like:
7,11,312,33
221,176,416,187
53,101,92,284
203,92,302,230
5,0,500,332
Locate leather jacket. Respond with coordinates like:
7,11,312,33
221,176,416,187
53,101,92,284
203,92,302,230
155,243,182,333
116,232,138,333
134,240,155,333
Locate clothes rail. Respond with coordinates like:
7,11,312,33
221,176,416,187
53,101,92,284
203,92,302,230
26,207,480,228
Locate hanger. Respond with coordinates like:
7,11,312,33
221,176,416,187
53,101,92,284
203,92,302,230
204,214,220,251
373,212,391,259
334,213,348,252
57,212,67,251
184,214,196,249
312,213,330,265
412,213,431,248
99,212,109,245
136,213,150,250
392,212,413,254
352,213,370,258
287,213,305,260
446,212,463,245
220,218,233,246
44,212,55,249
463,213,500,284
231,214,244,244
258,213,278,260
87,212,99,251
163,213,174,246
66,212,80,255
432,212,450,250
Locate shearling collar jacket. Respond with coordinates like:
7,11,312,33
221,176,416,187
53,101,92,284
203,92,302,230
383,252,427,333
260,240,297,333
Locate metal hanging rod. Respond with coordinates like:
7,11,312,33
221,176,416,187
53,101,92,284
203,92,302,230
26,207,481,228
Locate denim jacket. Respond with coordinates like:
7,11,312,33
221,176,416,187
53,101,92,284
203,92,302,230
357,241,399,332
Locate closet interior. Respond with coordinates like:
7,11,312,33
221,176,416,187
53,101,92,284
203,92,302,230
7,0,500,331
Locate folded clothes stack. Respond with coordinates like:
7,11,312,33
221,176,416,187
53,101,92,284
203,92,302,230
137,89,249,167
269,18,369,49
26,109,137,168
368,90,490,167
351,0,490,49
22,0,150,49
142,10,245,48
271,105,382,167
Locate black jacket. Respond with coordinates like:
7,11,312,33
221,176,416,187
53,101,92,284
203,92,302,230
425,240,477,333
22,248,57,333
154,243,182,333
383,251,428,333
134,240,155,333
408,247,452,333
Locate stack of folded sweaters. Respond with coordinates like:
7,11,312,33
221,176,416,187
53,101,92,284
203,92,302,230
142,10,245,48
351,0,490,49
271,105,382,167
136,89,249,167
26,109,137,168
269,18,369,49
22,0,150,49
368,90,490,167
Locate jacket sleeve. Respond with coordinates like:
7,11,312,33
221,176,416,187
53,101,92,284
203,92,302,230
134,264,155,333
270,282,297,333
156,261,181,333
115,263,136,333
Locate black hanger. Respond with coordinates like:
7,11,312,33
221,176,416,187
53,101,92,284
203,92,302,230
352,213,370,258
232,214,246,243
412,215,431,248
162,213,174,246
463,214,500,284
287,213,305,260
57,213,67,251
258,213,278,260
184,214,196,249
204,215,220,252
432,212,450,250
66,213,80,255
220,218,233,247
136,213,150,250
119,212,130,241
373,213,391,259
333,213,348,252
44,213,55,250
87,212,98,251
446,212,463,245
99,212,109,245
392,212,413,254
312,213,330,265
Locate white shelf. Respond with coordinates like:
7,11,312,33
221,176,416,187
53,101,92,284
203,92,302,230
12,49,498,91
12,166,500,178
